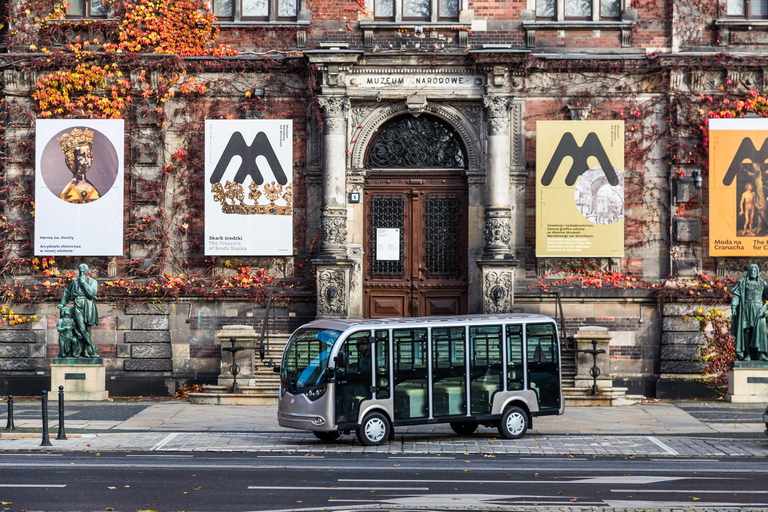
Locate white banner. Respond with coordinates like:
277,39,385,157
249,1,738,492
205,120,293,255
35,119,124,256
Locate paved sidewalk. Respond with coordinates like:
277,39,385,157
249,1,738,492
1,399,766,456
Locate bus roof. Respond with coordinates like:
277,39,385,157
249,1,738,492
296,313,557,332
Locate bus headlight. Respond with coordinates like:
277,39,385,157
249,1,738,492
305,386,326,401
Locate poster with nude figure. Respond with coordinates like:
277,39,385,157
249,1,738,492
709,118,768,256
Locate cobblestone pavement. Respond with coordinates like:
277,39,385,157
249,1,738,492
2,398,766,456
2,430,767,457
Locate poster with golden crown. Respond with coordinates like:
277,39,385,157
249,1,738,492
709,118,768,256
536,120,625,257
35,119,124,256
205,120,293,255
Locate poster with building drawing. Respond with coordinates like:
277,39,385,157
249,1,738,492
709,118,768,256
205,119,293,255
536,120,625,257
35,119,124,256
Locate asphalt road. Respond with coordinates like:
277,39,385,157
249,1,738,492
1,452,767,511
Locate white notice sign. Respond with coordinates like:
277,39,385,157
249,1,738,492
376,228,400,261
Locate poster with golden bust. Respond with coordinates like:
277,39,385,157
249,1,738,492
709,118,768,256
35,119,124,256
205,119,293,255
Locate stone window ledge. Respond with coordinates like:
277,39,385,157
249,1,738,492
715,19,768,46
360,21,472,47
522,20,633,48
715,19,768,28
215,21,311,27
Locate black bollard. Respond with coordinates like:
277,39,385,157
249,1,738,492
56,386,66,441
40,390,52,446
4,395,15,431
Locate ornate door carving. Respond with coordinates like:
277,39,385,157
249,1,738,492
363,174,468,318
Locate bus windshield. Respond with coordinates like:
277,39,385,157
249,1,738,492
281,328,341,391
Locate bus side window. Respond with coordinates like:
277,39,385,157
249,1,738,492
375,330,390,399
393,328,428,419
335,331,373,424
506,324,523,390
469,325,502,414
526,323,560,411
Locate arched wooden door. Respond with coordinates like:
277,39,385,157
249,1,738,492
362,115,468,318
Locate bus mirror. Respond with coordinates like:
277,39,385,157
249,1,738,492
334,352,348,368
272,365,280,373
259,343,266,361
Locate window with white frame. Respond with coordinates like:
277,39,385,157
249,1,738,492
67,0,106,18
213,0,298,21
536,0,621,19
727,0,768,17
373,0,459,21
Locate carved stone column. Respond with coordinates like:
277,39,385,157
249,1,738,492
318,96,350,259
478,95,518,314
482,95,513,260
313,96,354,318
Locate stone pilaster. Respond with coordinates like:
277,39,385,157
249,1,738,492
482,95,513,260
314,96,354,318
317,96,350,258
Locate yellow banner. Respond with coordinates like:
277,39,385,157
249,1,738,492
536,120,625,257
709,118,768,256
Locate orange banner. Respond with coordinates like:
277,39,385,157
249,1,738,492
709,118,768,256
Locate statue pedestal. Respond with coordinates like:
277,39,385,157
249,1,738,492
727,361,768,403
50,358,108,401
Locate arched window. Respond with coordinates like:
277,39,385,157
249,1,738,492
366,115,466,169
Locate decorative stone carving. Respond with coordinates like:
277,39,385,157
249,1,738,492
483,270,513,314
717,258,768,278
453,105,482,134
351,103,377,130
318,96,350,119
717,26,729,47
483,214,511,248
320,213,347,247
483,96,511,118
510,100,524,169
567,104,591,121
325,117,345,132
318,269,347,316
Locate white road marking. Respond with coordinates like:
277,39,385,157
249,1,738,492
150,432,179,451
257,455,325,458
647,436,679,455
247,486,429,491
608,500,768,508
126,454,193,458
341,476,687,485
612,489,768,493
0,484,66,488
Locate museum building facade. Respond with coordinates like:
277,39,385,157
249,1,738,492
0,0,762,397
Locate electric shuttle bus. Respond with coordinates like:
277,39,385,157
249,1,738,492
277,314,564,445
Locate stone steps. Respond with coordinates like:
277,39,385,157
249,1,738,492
189,333,289,406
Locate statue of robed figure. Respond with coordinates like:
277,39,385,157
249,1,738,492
730,263,768,362
57,263,99,359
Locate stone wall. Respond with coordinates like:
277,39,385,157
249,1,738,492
0,298,314,396
656,302,725,399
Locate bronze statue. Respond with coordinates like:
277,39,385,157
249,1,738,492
57,263,99,359
730,263,768,361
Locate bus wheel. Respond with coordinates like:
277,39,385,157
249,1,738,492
450,421,478,436
313,430,341,442
357,412,390,446
498,406,528,439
